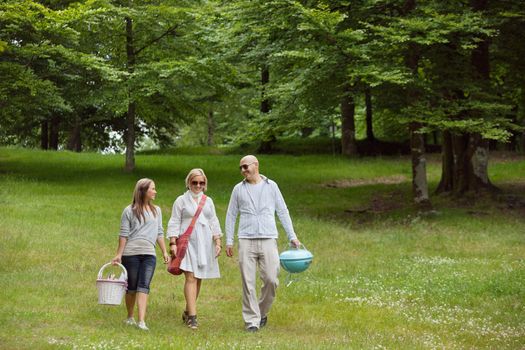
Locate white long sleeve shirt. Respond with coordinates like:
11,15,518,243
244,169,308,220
166,191,222,239
225,175,297,246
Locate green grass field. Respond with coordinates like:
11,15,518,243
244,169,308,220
0,147,524,349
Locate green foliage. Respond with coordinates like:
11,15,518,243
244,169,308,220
0,62,68,145
0,0,523,152
216,0,520,146
0,0,125,147
0,0,239,151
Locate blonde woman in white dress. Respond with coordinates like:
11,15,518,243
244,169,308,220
167,168,222,329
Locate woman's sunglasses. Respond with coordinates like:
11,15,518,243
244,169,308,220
191,181,206,186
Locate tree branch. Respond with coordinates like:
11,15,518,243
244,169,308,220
134,24,178,57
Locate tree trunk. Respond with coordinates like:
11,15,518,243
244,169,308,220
67,117,82,152
468,133,496,191
410,122,430,206
124,16,136,172
405,31,431,207
330,116,337,156
522,118,525,154
207,110,214,146
437,131,497,195
49,116,60,150
260,65,270,114
435,130,454,193
451,133,469,194
521,121,525,153
258,65,275,153
365,87,375,141
41,120,49,150
125,102,136,172
451,132,493,194
471,41,490,81
340,85,357,156
517,82,525,154
301,127,314,138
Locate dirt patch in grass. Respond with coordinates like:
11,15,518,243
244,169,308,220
369,190,407,212
342,181,525,220
345,190,407,216
430,182,525,218
324,175,408,188
495,182,525,217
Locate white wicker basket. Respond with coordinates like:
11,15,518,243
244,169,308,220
96,262,127,305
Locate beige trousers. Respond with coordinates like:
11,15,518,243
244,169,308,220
238,238,280,328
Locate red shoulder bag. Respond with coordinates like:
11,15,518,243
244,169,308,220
167,195,207,275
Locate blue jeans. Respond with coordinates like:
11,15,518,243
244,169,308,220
122,255,156,294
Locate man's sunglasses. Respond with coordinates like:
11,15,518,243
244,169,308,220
239,162,255,170
191,181,206,186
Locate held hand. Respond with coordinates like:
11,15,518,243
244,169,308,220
169,245,177,257
290,239,301,248
215,244,222,258
226,245,234,257
163,252,170,264
112,255,122,265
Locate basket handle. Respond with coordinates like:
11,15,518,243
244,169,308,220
97,262,127,280
282,243,308,251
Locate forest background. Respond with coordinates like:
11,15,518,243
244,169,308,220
1,0,525,206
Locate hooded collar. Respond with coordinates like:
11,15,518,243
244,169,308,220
242,174,269,184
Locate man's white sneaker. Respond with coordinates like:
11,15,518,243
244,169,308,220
124,317,136,326
137,321,149,331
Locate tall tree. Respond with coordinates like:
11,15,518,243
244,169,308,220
76,0,232,169
366,0,514,197
432,0,514,194
463,0,496,192
0,0,115,149
403,0,431,207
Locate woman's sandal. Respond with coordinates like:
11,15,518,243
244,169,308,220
187,315,198,329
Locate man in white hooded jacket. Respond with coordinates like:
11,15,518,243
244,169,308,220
226,155,300,332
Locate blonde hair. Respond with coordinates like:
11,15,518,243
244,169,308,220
132,178,157,223
185,168,208,192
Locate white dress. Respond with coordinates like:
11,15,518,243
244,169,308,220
167,191,222,279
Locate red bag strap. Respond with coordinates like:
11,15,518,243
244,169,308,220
180,194,207,239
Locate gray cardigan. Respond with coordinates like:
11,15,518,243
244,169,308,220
119,205,164,246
